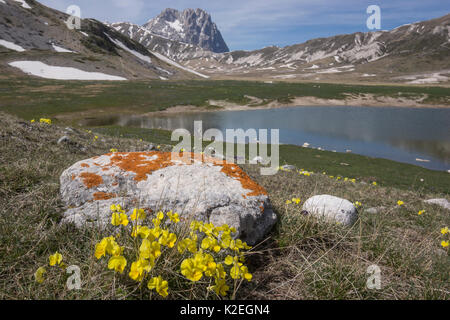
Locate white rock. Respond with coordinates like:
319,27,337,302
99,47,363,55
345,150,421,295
302,195,358,225
57,136,70,144
365,206,386,214
59,152,276,244
424,199,450,211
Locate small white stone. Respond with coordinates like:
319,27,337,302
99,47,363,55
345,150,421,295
302,195,358,225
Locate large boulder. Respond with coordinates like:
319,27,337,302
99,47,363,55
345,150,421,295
302,195,358,225
60,151,276,245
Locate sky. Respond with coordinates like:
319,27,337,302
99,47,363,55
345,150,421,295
39,0,450,51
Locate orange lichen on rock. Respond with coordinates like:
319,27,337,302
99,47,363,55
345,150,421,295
84,151,266,198
220,162,267,197
80,163,89,168
107,152,175,182
79,172,103,189
93,192,117,200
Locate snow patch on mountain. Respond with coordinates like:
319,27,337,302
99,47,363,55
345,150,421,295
9,61,127,80
0,39,25,52
106,34,152,64
149,50,209,78
13,0,31,9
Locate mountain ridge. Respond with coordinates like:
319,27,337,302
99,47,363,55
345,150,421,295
111,12,450,84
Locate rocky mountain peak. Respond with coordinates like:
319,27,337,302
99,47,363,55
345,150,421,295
143,8,229,53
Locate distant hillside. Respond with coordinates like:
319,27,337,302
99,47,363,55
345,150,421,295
0,0,206,80
112,12,450,84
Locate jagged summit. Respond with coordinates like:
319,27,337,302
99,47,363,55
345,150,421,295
143,8,229,53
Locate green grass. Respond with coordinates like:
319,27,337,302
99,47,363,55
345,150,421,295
0,78,449,120
88,125,450,195
0,113,448,300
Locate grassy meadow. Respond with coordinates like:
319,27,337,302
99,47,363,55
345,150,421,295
1,78,449,121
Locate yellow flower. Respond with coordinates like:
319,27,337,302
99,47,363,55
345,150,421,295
159,230,177,248
215,263,227,279
147,276,168,298
156,211,164,220
129,259,151,281
95,236,122,259
39,118,52,125
209,278,229,297
372,182,377,186
354,201,362,208
441,240,449,248
181,253,208,282
34,267,46,284
131,225,151,239
285,200,292,205
110,204,122,212
130,208,146,221
49,252,63,266
111,212,129,226
139,239,161,260
441,227,449,235
108,256,127,273
397,200,404,206
177,237,197,254
110,148,118,153
224,255,235,266
418,210,426,216
230,264,241,279
30,119,35,123
167,211,180,223
240,265,253,281
291,198,301,205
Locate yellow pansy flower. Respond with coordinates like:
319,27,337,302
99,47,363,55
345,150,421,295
441,240,449,248
129,259,151,281
49,252,63,266
159,230,177,248
397,200,404,206
441,227,449,235
147,276,168,297
418,210,426,216
130,208,146,221
167,211,180,223
209,278,229,297
39,118,52,125
139,239,161,260
34,267,46,284
108,256,127,273
111,212,129,226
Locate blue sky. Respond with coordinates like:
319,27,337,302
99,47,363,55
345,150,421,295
39,0,450,51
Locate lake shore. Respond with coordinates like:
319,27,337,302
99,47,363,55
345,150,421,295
147,94,450,116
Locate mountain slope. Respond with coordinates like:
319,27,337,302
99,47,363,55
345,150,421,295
0,0,203,80
113,12,450,84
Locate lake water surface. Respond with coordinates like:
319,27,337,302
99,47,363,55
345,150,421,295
82,106,450,171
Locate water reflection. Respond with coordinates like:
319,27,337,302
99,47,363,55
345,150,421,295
81,106,450,171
